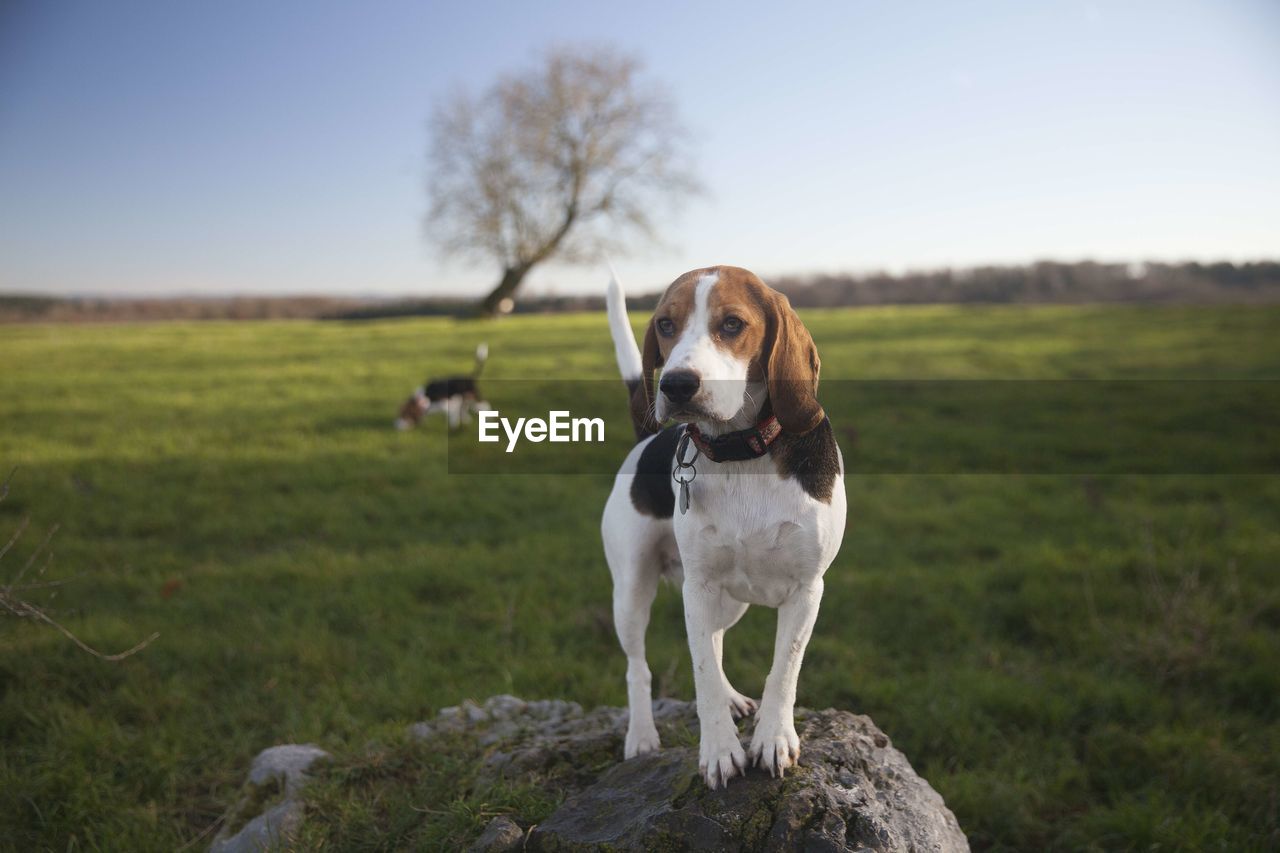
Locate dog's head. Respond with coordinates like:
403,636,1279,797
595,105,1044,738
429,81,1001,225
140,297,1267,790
395,389,430,430
632,266,823,435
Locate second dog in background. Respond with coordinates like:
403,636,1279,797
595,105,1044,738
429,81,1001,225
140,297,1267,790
395,343,491,431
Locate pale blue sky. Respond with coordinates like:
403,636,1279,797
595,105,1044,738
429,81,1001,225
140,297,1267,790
1,0,1277,297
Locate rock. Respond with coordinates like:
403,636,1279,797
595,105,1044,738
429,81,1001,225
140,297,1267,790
520,705,969,852
414,696,968,852
210,744,328,853
217,696,967,852
469,815,526,852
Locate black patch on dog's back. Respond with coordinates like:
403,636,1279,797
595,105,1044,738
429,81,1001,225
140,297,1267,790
771,417,841,503
424,377,477,401
630,426,680,518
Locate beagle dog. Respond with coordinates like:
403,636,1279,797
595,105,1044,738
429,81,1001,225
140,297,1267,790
394,343,490,431
601,265,846,789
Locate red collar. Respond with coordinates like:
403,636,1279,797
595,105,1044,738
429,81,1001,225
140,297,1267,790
685,415,783,462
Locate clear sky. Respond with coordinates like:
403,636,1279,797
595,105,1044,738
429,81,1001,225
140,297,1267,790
1,0,1277,298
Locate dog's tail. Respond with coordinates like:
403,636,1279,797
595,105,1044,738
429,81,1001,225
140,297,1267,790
606,265,656,440
472,342,489,378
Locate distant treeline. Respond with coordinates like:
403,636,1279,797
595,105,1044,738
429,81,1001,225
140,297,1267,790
3,261,1277,323
771,261,1280,307
0,295,373,324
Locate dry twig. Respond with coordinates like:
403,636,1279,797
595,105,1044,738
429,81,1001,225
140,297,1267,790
0,468,159,660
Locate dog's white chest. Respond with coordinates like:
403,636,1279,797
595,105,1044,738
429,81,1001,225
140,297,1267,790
674,462,842,608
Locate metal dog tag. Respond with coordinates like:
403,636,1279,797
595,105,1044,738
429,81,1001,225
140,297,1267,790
673,430,699,516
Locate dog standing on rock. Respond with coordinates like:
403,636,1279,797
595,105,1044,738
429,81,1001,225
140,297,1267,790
601,266,847,789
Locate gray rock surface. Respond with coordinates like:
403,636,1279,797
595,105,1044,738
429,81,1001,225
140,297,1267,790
216,695,967,852
439,695,968,852
469,815,526,852
210,744,328,853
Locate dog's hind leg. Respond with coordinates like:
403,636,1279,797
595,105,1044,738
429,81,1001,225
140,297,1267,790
611,557,662,758
601,440,672,760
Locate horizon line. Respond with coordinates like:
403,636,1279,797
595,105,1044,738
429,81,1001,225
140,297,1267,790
3,255,1278,302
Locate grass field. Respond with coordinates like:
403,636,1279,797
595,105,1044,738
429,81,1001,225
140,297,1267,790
1,304,1278,851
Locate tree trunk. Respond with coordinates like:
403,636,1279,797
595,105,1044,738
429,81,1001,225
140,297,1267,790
478,265,531,317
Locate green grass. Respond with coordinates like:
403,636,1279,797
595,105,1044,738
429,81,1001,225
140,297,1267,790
0,304,1278,851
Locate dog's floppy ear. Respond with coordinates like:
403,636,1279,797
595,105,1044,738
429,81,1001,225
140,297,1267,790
629,317,664,438
764,291,824,434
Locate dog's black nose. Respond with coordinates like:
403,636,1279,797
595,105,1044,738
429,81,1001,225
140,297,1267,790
659,370,701,404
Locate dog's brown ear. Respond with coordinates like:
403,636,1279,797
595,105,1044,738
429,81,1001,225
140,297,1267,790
630,318,664,438
765,292,824,434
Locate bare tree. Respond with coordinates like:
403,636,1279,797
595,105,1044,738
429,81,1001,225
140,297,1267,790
426,46,700,316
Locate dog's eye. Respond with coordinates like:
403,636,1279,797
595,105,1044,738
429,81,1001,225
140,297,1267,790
721,316,743,335
656,318,676,337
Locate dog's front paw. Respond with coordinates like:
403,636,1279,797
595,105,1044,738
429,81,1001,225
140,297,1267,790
624,724,660,759
749,713,800,778
698,719,746,789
